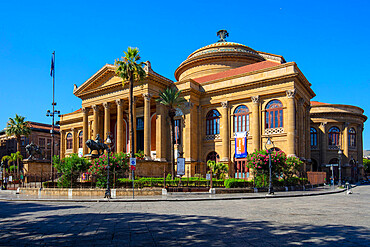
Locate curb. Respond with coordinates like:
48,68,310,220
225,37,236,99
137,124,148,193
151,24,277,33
0,187,349,203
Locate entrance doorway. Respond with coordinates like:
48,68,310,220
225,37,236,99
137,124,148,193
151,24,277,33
136,117,144,152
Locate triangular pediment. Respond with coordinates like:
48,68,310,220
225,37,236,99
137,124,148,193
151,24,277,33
74,63,173,99
74,64,120,97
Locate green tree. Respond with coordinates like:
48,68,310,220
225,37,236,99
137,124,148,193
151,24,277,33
283,156,303,179
156,87,186,179
207,160,229,179
2,151,23,173
53,154,90,188
115,47,146,159
363,159,370,174
5,114,31,175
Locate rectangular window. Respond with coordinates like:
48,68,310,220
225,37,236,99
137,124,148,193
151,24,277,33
39,138,45,148
47,139,52,149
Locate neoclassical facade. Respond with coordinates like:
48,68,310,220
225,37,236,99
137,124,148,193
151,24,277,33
59,31,366,180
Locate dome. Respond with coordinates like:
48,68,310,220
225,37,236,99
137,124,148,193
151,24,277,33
174,33,265,81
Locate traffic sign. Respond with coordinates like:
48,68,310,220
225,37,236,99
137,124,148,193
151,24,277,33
130,158,136,171
130,158,136,166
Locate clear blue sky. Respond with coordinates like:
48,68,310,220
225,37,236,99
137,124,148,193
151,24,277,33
0,1,369,149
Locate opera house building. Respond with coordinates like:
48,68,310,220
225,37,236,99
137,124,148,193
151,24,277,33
59,31,367,181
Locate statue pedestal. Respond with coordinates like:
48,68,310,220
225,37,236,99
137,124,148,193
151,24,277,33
22,159,52,183
84,154,99,160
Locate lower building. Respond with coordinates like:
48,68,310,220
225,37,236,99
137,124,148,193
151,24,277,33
0,122,60,162
59,31,367,181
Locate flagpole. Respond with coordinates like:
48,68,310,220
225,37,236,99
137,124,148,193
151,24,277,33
51,51,55,183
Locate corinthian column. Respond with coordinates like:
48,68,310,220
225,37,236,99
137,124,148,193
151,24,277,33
286,89,296,156
221,101,229,162
82,107,89,155
60,130,65,158
343,122,349,165
251,96,260,151
103,102,111,141
143,93,152,159
92,105,100,140
116,99,123,153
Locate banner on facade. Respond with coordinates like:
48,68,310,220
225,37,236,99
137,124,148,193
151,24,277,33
235,132,248,158
177,158,185,176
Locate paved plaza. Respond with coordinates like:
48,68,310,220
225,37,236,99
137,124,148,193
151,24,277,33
0,185,369,246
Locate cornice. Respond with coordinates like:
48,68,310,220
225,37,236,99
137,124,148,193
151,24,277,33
310,112,367,122
202,74,296,98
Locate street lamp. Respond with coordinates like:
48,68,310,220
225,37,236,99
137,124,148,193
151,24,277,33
104,134,112,199
46,108,61,183
338,149,342,187
265,136,275,195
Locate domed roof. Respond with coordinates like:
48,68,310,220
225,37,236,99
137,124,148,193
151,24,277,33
186,41,262,61
175,31,265,81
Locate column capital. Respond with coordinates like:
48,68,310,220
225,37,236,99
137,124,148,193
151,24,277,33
184,101,194,109
71,127,76,132
286,89,296,98
82,107,90,114
298,98,305,106
115,99,123,106
251,95,260,104
103,102,111,109
221,101,229,109
320,122,327,128
142,93,152,101
92,105,100,112
306,105,311,113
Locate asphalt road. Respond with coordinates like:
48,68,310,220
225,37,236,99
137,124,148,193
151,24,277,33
0,185,369,246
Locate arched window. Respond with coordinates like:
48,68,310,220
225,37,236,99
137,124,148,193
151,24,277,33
206,151,220,162
328,127,340,146
349,128,356,147
79,131,83,148
206,110,220,135
234,105,249,133
66,133,73,150
310,127,318,147
265,100,283,129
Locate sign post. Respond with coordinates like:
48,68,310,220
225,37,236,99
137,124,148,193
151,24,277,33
130,158,136,198
325,164,338,189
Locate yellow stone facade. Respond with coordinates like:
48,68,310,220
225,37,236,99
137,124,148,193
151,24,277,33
59,35,366,180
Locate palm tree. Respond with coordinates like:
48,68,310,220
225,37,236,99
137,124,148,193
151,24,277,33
2,152,23,174
115,47,146,159
5,114,31,175
157,87,186,179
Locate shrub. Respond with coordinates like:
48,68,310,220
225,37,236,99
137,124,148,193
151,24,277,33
88,152,129,188
53,154,90,188
224,178,253,188
207,160,229,179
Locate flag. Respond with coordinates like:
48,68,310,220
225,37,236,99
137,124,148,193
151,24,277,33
50,52,55,77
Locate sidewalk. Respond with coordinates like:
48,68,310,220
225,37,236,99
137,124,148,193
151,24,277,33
0,185,351,202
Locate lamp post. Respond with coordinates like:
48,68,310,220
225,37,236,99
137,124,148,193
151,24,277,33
265,136,274,195
46,109,61,183
104,134,112,199
338,149,342,187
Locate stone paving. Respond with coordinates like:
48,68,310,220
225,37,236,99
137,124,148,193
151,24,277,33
0,185,369,246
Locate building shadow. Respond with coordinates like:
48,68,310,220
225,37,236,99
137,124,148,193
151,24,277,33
0,201,369,246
